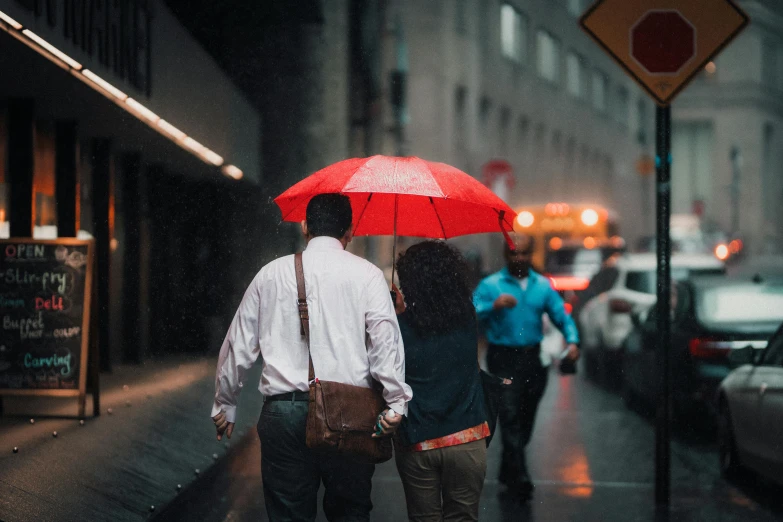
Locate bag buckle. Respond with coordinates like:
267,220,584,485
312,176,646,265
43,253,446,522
297,298,308,320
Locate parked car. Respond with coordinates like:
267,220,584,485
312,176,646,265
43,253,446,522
718,321,783,482
578,253,725,384
622,276,783,422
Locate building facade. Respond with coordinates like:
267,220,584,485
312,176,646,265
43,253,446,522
673,0,783,254
0,0,264,368
374,0,657,269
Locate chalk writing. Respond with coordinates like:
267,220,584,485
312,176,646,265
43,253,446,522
0,294,25,309
53,327,81,338
4,244,45,259
4,269,67,293
24,352,72,377
1,240,91,392
35,295,64,311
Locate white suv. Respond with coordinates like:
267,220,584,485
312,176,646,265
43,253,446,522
578,253,725,382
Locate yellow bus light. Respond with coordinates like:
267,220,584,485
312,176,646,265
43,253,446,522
581,208,599,226
516,211,535,228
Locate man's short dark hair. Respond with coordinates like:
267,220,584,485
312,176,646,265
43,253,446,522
306,193,353,239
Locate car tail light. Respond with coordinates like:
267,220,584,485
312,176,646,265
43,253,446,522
564,303,573,315
608,298,633,313
688,338,731,359
549,276,590,291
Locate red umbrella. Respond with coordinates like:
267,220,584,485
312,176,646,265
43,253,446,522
274,155,517,243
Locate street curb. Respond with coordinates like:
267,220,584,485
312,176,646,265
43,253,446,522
150,429,258,521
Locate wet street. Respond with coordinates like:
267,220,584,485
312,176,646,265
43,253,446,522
160,334,783,522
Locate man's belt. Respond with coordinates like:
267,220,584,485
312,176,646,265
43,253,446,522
265,391,309,402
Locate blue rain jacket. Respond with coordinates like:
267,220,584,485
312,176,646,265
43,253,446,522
473,267,580,348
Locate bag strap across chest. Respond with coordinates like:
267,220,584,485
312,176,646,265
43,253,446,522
295,252,317,384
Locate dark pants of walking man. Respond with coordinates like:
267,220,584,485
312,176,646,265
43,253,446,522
486,344,548,493
257,397,375,521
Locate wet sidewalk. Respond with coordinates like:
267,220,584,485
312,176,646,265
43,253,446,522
162,361,783,521
0,356,263,522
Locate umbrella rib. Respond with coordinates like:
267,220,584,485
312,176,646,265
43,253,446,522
353,193,373,233
429,197,448,239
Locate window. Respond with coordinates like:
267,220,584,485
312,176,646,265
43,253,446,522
762,123,778,233
479,96,492,148
456,0,468,34
499,106,511,155
566,52,585,98
698,285,783,325
762,325,783,367
567,0,583,17
565,137,576,169
478,0,489,53
454,86,468,147
671,122,714,215
762,38,779,89
500,4,528,63
552,130,563,159
615,86,629,126
536,30,561,83
625,271,655,294
479,96,492,126
592,70,608,112
517,116,530,147
636,99,649,145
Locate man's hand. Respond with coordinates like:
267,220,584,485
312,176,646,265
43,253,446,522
565,343,580,361
372,408,403,438
212,410,235,441
391,283,406,315
493,294,518,310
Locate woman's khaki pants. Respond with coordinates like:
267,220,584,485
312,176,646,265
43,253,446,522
395,439,487,522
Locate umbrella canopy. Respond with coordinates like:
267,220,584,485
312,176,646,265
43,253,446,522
274,155,517,240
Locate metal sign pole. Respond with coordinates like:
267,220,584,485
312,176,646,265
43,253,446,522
654,105,672,506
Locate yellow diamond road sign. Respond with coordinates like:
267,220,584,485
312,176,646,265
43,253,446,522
580,0,749,106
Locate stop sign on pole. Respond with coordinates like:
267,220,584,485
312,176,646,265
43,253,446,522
580,0,748,105
631,11,695,75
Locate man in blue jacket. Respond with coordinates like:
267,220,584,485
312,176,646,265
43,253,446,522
474,234,580,500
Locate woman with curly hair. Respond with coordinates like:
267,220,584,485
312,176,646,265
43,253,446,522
393,240,488,522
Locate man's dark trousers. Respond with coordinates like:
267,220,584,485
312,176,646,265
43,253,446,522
257,396,375,521
486,344,548,488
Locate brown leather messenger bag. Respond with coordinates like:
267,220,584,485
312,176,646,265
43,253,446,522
295,253,393,463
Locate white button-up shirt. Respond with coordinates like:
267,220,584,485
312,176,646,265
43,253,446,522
211,236,412,422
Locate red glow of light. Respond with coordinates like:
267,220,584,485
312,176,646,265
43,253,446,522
688,338,730,359
550,276,590,291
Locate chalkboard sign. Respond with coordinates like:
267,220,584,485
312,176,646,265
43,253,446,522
0,239,94,408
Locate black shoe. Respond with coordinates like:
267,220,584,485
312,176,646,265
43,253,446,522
498,465,516,486
515,480,535,501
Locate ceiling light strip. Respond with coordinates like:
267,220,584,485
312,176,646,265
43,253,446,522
0,11,244,179
3,25,69,70
82,69,128,101
126,98,160,123
22,29,82,70
0,10,23,29
157,119,188,142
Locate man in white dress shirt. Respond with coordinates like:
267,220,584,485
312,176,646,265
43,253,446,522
210,193,412,521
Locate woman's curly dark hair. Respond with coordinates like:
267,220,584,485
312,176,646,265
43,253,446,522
396,240,476,335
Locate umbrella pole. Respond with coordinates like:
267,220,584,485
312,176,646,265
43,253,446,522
391,194,398,289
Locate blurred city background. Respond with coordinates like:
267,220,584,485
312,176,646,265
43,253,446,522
1,0,783,520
